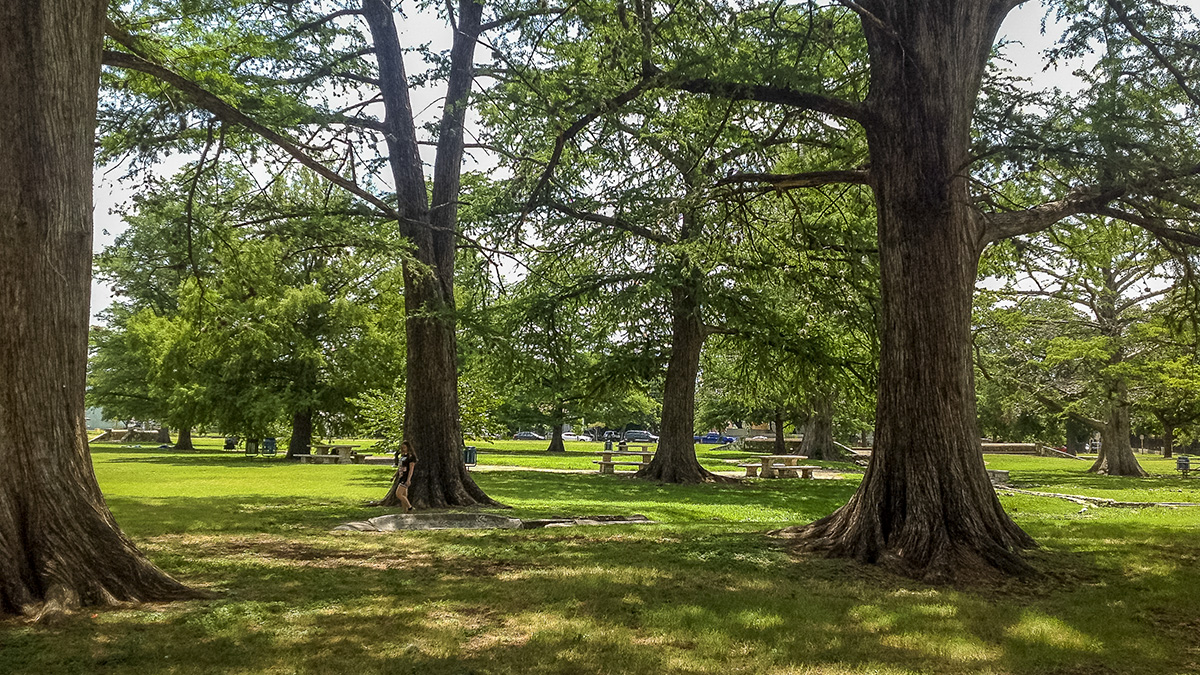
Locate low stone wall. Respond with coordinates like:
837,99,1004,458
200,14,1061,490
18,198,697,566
742,438,803,452
981,443,1041,455
89,428,129,443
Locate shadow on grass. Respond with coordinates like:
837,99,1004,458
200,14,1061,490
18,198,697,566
4,519,1199,675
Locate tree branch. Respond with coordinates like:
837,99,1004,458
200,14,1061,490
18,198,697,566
101,48,400,221
479,6,572,32
981,186,1125,246
546,201,676,245
521,74,660,214
714,169,870,190
659,69,872,126
1087,205,1200,248
1105,0,1200,108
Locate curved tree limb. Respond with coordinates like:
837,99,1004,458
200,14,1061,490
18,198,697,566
100,48,400,222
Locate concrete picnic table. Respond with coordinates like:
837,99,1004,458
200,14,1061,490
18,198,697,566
593,444,655,474
301,443,364,464
755,454,809,478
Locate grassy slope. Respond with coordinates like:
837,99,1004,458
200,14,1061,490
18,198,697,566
1,442,1198,674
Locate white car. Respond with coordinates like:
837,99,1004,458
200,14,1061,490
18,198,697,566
562,433,582,441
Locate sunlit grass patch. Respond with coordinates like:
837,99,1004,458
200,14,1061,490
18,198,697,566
4,446,1200,674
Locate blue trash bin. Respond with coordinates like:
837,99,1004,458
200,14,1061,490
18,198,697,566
262,437,277,456
462,445,477,467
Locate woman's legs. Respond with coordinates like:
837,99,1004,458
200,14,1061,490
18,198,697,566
395,484,413,512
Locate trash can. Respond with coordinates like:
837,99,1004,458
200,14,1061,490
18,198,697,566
245,439,259,456
1178,455,1191,475
262,437,277,456
224,436,238,450
604,439,613,453
462,445,477,467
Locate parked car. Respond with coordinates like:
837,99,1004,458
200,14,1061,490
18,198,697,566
623,429,659,443
694,431,735,444
561,433,582,442
513,431,545,441
603,431,621,441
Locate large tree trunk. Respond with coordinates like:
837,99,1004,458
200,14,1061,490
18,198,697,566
800,394,843,461
173,426,194,451
0,0,197,619
155,427,171,444
1090,382,1145,476
363,0,498,508
286,409,313,459
784,2,1036,582
637,274,725,483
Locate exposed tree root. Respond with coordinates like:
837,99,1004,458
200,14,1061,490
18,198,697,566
774,477,1038,585
374,469,508,509
634,457,738,484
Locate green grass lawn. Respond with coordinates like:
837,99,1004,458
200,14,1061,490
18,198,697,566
3,443,1199,674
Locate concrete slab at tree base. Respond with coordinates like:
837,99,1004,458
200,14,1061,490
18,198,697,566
334,513,653,532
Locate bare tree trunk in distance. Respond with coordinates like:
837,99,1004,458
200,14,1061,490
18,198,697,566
546,410,566,453
362,0,500,508
174,427,194,451
155,427,172,444
1158,415,1175,459
800,395,843,461
773,409,787,455
1065,417,1088,456
286,408,313,459
783,1,1037,582
0,0,198,619
637,273,728,483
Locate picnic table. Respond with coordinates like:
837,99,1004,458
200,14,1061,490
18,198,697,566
300,444,366,464
593,445,655,474
739,454,817,478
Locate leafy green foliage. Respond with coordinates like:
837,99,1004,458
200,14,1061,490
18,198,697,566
91,162,407,439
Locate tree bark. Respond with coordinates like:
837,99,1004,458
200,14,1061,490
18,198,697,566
286,408,313,459
173,426,193,451
363,0,499,508
783,2,1037,582
1089,381,1146,476
637,275,726,483
155,427,171,444
0,0,197,619
800,395,843,461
